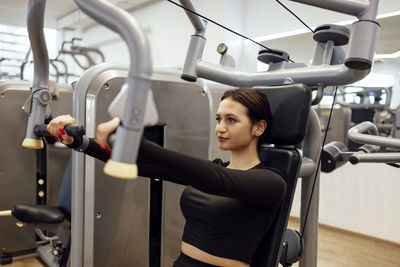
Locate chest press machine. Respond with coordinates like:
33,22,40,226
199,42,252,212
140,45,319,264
2,0,381,267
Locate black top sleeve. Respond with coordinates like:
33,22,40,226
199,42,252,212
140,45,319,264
74,138,286,207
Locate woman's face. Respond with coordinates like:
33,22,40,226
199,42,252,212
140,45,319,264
215,97,258,151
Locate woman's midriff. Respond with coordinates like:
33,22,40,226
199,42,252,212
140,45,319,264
181,241,250,267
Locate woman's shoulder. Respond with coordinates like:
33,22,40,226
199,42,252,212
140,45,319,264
253,162,285,179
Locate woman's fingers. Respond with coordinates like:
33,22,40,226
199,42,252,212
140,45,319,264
59,128,74,145
96,117,120,150
47,115,76,143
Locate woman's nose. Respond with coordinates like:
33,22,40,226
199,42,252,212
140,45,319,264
216,122,227,133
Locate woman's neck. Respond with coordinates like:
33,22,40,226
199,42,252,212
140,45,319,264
228,143,260,170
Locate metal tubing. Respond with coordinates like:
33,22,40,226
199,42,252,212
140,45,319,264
299,157,316,177
70,64,128,267
291,0,381,70
350,153,400,164
348,122,400,149
196,60,368,87
27,0,49,90
311,87,324,105
74,0,152,169
300,108,322,267
23,0,50,146
310,39,334,105
70,71,89,267
181,0,379,87
178,0,206,33
288,0,369,17
181,35,206,82
312,40,334,66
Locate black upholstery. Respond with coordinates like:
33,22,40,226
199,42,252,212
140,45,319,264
259,84,311,145
252,147,301,267
12,204,65,224
251,84,311,267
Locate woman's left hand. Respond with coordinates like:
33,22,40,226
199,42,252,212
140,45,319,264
95,117,120,151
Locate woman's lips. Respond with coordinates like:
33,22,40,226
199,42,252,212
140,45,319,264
218,137,228,142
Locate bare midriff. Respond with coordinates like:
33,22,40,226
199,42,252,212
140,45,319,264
181,241,250,267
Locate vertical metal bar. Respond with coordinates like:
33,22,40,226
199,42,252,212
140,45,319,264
70,76,88,267
312,40,334,66
71,151,85,267
300,109,322,267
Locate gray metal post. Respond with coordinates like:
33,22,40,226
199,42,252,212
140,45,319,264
396,106,400,139
300,108,322,267
70,64,128,267
298,31,337,267
73,0,152,179
70,75,88,267
22,0,51,149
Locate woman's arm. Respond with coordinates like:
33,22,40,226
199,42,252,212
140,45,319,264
49,116,285,206
70,134,285,207
69,137,188,186
138,139,286,207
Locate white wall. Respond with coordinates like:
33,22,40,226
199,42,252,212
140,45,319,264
58,0,400,243
67,0,244,70
290,163,400,243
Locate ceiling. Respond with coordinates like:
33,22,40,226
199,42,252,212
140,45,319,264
0,0,77,28
0,0,156,29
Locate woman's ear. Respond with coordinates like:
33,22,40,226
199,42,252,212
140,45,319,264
253,120,267,137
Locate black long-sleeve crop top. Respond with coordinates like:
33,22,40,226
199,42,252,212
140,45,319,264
72,137,286,264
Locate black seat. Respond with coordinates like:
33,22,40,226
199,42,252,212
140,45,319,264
12,156,72,224
251,83,311,267
12,204,65,224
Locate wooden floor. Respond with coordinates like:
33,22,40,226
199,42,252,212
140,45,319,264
287,217,400,267
6,217,400,267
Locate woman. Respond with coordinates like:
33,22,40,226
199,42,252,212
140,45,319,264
47,88,286,267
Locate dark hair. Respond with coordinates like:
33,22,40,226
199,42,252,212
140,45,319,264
221,88,272,147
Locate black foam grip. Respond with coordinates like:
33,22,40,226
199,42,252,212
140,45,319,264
33,125,50,137
64,125,85,137
34,124,85,138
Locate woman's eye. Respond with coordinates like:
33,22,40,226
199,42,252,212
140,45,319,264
227,118,235,122
215,117,221,123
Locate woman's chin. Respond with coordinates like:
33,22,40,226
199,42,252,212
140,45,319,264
218,143,230,150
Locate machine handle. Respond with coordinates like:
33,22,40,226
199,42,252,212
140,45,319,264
348,121,400,149
34,124,86,138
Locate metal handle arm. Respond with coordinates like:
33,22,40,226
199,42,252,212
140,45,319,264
348,121,400,149
27,0,49,90
350,153,400,164
178,0,206,34
196,60,368,87
22,0,51,149
74,0,153,179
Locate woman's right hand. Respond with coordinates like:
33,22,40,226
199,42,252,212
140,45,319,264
47,115,76,145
